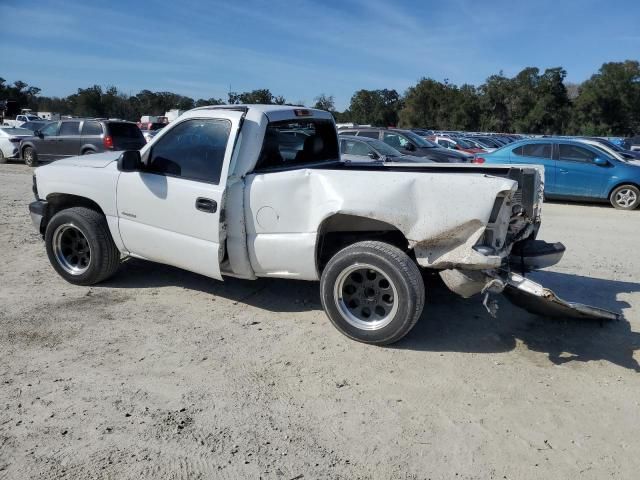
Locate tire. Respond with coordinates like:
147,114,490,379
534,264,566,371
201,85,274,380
23,146,38,167
45,207,120,286
82,149,95,155
609,184,640,210
320,241,425,345
0,149,6,164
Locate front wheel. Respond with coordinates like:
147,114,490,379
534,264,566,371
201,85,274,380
23,146,38,167
320,241,425,345
610,184,640,210
45,207,121,285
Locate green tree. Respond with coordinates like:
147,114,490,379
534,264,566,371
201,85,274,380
228,89,285,104
478,72,512,132
313,94,335,112
194,97,224,107
570,60,640,135
348,89,401,126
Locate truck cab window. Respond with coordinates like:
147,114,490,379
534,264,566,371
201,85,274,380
147,118,231,184
256,119,339,170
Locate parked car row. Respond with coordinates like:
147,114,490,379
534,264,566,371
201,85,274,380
338,127,472,163
338,125,640,210
4,113,640,211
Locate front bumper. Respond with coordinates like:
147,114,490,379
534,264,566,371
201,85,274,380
29,200,48,233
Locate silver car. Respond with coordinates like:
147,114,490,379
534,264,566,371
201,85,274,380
339,135,434,163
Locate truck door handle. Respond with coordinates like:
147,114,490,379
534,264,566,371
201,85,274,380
195,197,217,213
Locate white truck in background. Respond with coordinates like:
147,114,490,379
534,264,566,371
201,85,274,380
3,109,42,127
37,112,61,121
165,109,185,123
28,105,620,345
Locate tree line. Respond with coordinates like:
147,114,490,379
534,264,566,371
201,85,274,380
2,60,639,135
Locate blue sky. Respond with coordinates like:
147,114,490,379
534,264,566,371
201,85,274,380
1,0,639,110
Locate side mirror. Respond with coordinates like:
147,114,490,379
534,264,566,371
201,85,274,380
405,143,416,151
117,150,142,172
594,157,609,166
368,151,380,160
34,130,42,137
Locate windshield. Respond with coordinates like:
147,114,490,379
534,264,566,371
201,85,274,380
401,130,438,148
476,137,501,147
462,138,482,148
452,137,473,148
370,139,403,156
595,138,623,152
0,127,32,135
590,144,622,161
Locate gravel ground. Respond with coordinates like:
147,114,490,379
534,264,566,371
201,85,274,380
1,163,639,479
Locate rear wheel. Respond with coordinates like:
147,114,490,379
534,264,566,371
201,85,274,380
609,184,640,210
23,146,38,167
320,241,425,345
45,207,121,285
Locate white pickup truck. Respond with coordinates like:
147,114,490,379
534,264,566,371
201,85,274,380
3,113,42,127
28,105,619,344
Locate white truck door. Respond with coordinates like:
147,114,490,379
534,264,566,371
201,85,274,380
116,111,243,280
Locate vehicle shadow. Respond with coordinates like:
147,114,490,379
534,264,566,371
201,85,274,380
398,271,640,372
102,258,322,313
103,259,640,371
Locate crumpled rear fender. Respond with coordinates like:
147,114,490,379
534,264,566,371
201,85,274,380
245,168,518,279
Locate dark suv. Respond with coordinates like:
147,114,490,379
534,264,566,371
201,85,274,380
20,119,145,166
338,127,471,163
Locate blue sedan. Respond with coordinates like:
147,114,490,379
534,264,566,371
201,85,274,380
476,138,640,210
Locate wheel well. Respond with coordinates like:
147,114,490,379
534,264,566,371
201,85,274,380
41,194,105,234
316,214,410,274
608,181,640,198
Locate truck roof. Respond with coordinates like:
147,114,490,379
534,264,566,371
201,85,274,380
192,104,307,113
190,104,334,124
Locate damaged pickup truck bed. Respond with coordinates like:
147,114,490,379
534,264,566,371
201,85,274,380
28,105,621,345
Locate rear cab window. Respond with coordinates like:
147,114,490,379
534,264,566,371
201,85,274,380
255,118,339,170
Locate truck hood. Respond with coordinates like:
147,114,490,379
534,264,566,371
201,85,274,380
51,151,121,168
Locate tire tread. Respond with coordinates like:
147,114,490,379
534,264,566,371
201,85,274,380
46,207,120,285
320,240,425,345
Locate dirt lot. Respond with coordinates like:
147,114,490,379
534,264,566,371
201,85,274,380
1,163,639,479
